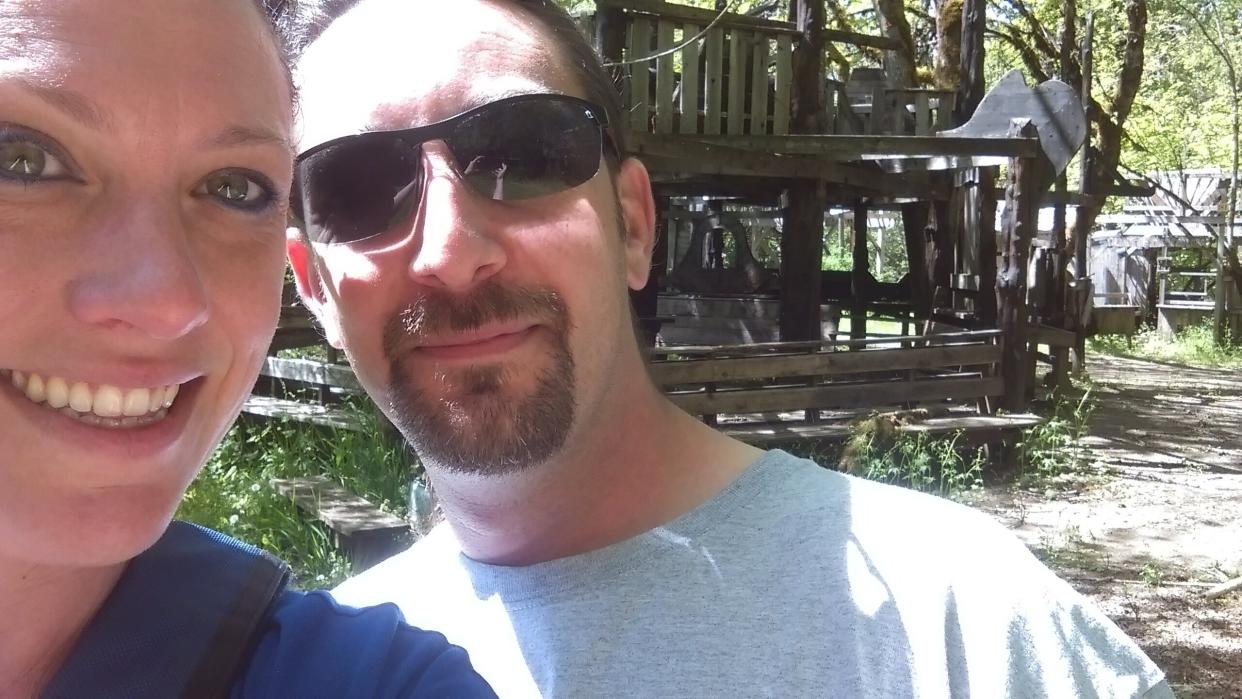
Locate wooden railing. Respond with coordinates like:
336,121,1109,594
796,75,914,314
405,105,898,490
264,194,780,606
591,0,956,139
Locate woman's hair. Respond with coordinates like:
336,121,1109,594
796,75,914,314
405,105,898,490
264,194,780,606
283,0,628,156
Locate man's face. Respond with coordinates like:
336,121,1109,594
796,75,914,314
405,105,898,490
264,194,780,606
291,0,655,474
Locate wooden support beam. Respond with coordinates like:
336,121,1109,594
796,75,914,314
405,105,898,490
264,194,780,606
977,167,999,325
1072,14,1095,376
667,133,1039,159
901,202,932,319
780,0,827,343
851,202,870,340
999,120,1039,411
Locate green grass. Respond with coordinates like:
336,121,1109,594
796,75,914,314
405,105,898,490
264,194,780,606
178,399,418,588
1090,321,1242,369
784,426,986,499
1015,388,1096,485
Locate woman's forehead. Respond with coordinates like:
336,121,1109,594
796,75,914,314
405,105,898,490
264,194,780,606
0,0,291,135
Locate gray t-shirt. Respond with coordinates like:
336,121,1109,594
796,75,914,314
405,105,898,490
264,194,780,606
335,450,1172,698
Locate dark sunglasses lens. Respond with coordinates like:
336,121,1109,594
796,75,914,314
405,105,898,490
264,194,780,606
298,138,420,245
449,99,602,201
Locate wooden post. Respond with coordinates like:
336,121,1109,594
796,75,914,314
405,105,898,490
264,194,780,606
596,7,627,99
851,202,870,340
928,200,956,314
901,202,932,319
956,0,986,125
977,167,999,326
1000,120,1040,411
1071,14,1094,376
780,0,828,341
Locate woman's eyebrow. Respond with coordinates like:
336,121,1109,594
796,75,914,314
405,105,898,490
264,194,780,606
16,78,114,132
208,125,294,154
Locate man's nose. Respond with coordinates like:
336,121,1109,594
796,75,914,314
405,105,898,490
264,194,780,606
407,146,507,292
68,196,210,341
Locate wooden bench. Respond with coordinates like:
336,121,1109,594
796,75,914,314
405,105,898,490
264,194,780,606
272,476,411,572
242,357,366,431
648,329,1042,446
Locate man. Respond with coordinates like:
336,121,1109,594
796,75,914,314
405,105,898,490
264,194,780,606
286,0,1173,696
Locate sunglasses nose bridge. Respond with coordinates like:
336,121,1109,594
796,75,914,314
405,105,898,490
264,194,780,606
407,160,507,293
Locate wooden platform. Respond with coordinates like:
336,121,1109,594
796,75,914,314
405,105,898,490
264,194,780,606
272,476,411,572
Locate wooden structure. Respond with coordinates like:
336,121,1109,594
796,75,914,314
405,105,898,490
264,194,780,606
649,329,1040,444
593,0,1086,411
1090,171,1241,337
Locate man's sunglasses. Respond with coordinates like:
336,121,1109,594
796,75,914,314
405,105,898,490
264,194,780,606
292,93,614,246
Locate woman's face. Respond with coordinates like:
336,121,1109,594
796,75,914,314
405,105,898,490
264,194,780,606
0,0,293,567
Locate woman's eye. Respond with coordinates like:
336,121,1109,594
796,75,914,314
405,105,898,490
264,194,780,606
198,169,274,211
0,139,69,182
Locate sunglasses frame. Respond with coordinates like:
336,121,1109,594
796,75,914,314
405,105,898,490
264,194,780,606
292,93,616,247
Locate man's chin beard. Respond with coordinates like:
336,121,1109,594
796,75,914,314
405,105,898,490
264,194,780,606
387,358,576,476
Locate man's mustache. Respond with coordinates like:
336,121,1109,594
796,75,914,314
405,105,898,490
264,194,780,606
382,283,569,356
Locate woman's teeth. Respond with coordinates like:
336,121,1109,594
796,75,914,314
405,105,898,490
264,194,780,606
4,369,180,426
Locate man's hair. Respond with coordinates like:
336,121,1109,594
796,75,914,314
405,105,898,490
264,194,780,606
284,0,629,156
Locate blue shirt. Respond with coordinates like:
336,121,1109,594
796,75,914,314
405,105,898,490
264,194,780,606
235,590,495,697
44,521,496,698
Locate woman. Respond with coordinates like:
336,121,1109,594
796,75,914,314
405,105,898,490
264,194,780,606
0,0,493,695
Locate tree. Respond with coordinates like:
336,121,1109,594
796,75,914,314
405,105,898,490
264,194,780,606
1185,0,1241,343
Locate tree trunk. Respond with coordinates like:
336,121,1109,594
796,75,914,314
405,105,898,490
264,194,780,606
934,0,963,91
1069,0,1148,255
873,0,916,88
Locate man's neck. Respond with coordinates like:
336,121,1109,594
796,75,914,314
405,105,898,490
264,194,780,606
0,558,122,696
428,365,763,566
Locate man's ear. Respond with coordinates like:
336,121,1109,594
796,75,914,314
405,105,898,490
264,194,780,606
615,157,658,291
286,228,346,349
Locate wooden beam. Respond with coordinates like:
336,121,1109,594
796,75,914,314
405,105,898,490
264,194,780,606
661,133,1039,159
977,167,999,325
650,343,1001,386
901,202,932,318
260,357,363,392
999,120,1039,411
780,0,827,342
851,201,870,339
668,375,1003,415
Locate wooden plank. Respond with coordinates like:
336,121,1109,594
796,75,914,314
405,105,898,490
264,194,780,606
260,356,363,392
663,133,1039,159
726,29,749,135
271,476,410,571
628,17,652,131
668,375,1004,415
914,92,931,136
679,22,701,135
723,412,1043,445
597,0,799,35
1030,324,1076,348
242,395,362,432
936,92,956,130
597,0,905,50
271,476,407,537
704,27,724,135
647,329,1003,357
655,19,676,134
650,343,1000,386
749,35,769,135
773,35,792,135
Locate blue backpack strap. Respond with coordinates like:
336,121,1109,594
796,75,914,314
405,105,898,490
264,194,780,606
44,521,290,699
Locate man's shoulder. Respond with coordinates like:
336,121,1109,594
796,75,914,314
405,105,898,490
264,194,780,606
235,589,495,697
333,525,465,608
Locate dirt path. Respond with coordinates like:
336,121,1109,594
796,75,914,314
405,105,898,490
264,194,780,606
975,354,1242,698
